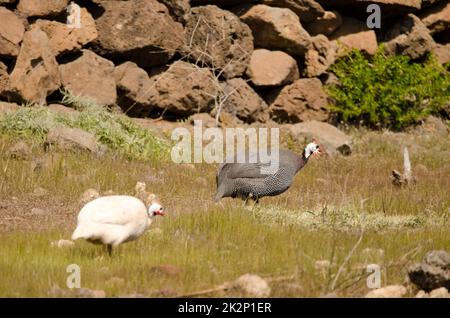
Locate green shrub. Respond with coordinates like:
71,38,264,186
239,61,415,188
326,47,450,130
0,95,169,162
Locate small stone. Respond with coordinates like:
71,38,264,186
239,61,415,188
232,274,271,298
75,288,106,298
365,285,407,298
429,287,449,298
415,290,428,298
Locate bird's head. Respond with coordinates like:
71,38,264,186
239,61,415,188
148,202,165,217
303,140,321,159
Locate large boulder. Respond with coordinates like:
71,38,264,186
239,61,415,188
17,0,69,17
329,17,377,56
146,61,218,117
419,2,450,35
260,0,325,23
219,78,268,123
288,120,352,156
59,50,116,106
184,5,254,79
303,35,337,78
305,10,342,36
246,49,299,87
114,61,155,117
408,250,450,292
8,25,61,105
238,4,312,56
94,0,184,67
384,14,436,60
269,78,329,124
46,127,101,154
35,8,98,56
0,7,26,58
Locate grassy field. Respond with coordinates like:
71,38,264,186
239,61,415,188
0,122,449,297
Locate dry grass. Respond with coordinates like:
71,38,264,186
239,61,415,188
0,124,449,297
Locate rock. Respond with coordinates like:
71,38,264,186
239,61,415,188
246,49,299,87
158,0,190,23
17,0,69,17
415,290,428,298
0,7,25,58
59,50,116,106
114,61,154,117
420,1,450,35
188,113,216,128
51,239,75,248
239,4,311,57
260,0,325,23
150,264,181,276
46,127,100,154
75,288,106,298
184,5,253,79
408,250,450,291
329,16,377,56
434,43,450,65
48,104,77,116
94,0,184,68
303,35,338,77
6,141,31,160
306,10,342,36
232,274,271,298
429,287,450,298
365,285,407,298
35,8,98,56
8,25,61,105
384,14,436,60
33,187,48,197
0,62,9,96
219,78,268,123
0,101,19,113
146,61,218,117
269,78,329,124
289,120,352,155
79,188,100,204
316,0,421,19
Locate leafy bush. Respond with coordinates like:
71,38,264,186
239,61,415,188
0,92,169,161
326,48,450,130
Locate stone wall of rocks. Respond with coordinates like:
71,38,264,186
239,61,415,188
0,0,449,125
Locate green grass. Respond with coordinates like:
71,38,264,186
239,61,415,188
0,90,169,162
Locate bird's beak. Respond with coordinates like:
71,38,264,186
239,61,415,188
154,210,165,216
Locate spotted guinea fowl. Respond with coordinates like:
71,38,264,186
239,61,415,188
72,195,165,256
214,141,321,204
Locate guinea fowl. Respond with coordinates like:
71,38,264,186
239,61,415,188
214,141,321,204
72,195,165,256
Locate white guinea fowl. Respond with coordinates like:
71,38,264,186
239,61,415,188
71,195,164,255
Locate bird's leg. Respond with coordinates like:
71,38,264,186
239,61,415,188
107,245,113,257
